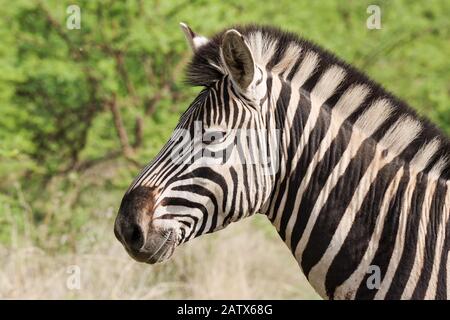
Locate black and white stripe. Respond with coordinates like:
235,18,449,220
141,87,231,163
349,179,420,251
121,24,450,299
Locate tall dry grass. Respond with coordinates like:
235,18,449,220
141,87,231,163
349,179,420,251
0,214,319,299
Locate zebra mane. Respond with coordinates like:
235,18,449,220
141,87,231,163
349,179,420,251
186,24,450,180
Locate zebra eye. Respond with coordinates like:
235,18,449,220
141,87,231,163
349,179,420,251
203,130,226,145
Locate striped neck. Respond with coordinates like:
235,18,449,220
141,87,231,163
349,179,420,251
263,74,450,299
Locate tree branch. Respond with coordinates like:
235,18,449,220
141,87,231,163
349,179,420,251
107,94,134,158
133,116,143,149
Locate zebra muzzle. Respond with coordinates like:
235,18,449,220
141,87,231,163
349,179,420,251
115,185,178,264
115,221,177,264
141,229,177,264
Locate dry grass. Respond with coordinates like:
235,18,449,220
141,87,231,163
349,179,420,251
0,215,319,299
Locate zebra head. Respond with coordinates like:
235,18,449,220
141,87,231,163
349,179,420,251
114,24,278,264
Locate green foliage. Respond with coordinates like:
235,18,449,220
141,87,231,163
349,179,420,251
0,0,448,248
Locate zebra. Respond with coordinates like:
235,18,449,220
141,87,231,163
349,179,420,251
114,23,450,300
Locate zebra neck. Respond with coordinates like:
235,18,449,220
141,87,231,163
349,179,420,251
264,83,450,299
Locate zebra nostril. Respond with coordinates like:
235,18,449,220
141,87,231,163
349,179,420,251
122,223,144,252
115,185,157,252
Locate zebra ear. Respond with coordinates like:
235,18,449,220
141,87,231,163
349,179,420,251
179,22,209,52
221,29,255,91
